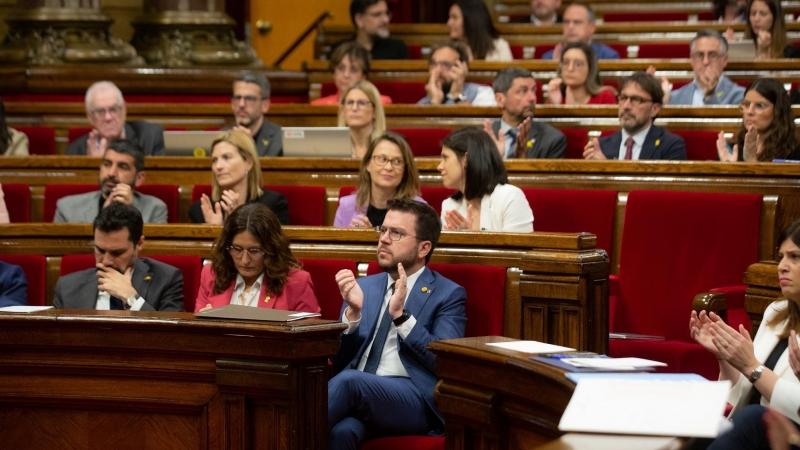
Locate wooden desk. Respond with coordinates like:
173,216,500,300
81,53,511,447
0,309,346,450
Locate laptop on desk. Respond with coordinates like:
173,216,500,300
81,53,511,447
163,130,220,157
282,127,352,157
727,40,756,60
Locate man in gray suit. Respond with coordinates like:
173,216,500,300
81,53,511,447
65,81,165,156
54,202,184,311
226,71,283,157
665,29,745,106
54,140,168,223
483,67,566,159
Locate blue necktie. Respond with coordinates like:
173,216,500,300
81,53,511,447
109,295,124,310
506,127,518,158
363,282,396,375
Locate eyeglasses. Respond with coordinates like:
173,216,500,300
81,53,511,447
372,154,404,168
335,64,363,75
617,94,653,106
375,226,419,242
739,100,771,113
560,58,587,70
231,95,262,105
429,59,457,70
690,51,723,62
90,105,123,118
344,99,373,109
227,245,267,259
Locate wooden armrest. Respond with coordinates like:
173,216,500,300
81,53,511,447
693,291,727,314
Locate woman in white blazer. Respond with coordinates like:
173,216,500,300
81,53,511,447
437,127,533,232
692,220,800,448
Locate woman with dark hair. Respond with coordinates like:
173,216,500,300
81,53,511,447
311,42,392,106
189,129,289,224
547,42,617,105
714,0,747,23
438,127,533,232
745,0,800,59
717,78,799,162
334,131,426,228
0,98,29,156
447,0,512,61
195,203,320,313
692,219,800,449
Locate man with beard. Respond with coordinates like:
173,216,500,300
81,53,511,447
329,198,466,449
54,202,184,311
583,71,686,160
224,71,282,157
483,67,566,159
418,40,496,106
331,0,409,60
54,139,167,223
509,0,562,25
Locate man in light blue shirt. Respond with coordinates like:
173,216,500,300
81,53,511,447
542,3,619,60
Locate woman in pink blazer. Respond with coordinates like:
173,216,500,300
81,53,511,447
195,203,320,314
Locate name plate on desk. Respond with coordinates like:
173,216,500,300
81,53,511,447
195,304,321,322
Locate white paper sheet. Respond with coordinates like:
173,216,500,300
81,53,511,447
559,379,731,438
0,306,53,313
563,357,667,369
486,340,575,353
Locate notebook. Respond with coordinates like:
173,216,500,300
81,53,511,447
163,130,220,157
281,127,352,157
194,304,321,322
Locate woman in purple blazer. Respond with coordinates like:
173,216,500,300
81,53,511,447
334,131,426,228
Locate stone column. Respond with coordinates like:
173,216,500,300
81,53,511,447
0,0,142,65
131,0,263,67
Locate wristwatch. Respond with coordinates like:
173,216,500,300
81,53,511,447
392,309,410,326
124,294,140,310
447,93,468,103
749,364,765,383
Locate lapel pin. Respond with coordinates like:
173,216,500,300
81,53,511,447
717,91,723,98
264,295,271,304
144,275,151,281
262,139,269,147
526,140,533,148
421,287,429,293
655,139,661,147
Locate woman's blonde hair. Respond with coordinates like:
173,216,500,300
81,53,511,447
210,129,263,202
355,131,421,210
337,80,386,145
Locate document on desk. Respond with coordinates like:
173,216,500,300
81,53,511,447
559,378,731,438
563,357,667,370
486,340,575,353
0,306,53,313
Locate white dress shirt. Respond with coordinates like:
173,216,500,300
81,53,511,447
230,273,265,307
617,124,652,161
94,266,146,311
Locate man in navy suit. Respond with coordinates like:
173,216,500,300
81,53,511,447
583,71,687,161
0,260,28,307
330,198,467,449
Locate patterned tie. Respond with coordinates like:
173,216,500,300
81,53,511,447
506,127,518,158
624,137,634,160
363,282,396,375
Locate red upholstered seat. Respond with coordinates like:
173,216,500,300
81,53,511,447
300,258,358,320
0,254,46,306
407,45,423,60
389,128,451,157
522,189,617,256
137,185,179,223
671,130,718,161
698,11,715,20
535,44,556,59
609,191,762,379
561,128,589,159
60,254,96,276
191,185,325,225
420,187,456,216
15,126,55,155
362,436,444,450
608,43,628,59
44,184,179,223
509,44,524,59
603,11,689,22
2,183,30,222
68,127,93,144
638,43,691,59
374,81,427,104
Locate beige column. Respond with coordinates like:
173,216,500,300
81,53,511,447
0,0,142,65
131,0,262,67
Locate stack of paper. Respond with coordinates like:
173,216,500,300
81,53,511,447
563,357,667,371
486,340,575,354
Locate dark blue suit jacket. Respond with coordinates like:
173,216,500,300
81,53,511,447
331,266,467,422
599,125,687,160
0,261,28,307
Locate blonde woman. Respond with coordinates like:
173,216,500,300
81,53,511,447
189,129,289,225
337,80,386,159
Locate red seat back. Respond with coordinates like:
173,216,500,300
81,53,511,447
192,185,325,225
614,191,761,340
2,184,30,223
561,128,589,159
147,255,201,312
535,44,556,59
373,81,427,104
300,258,357,320
637,43,690,59
338,186,357,200
60,254,96,276
44,184,96,222
407,44,423,60
608,43,628,59
136,185,178,223
509,44,524,59
0,254,46,306
14,126,55,155
389,128,450,157
697,11,715,20
603,11,689,22
68,127,93,144
523,189,617,256
671,130,718,161
420,187,457,216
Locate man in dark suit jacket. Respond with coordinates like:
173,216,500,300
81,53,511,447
509,0,562,25
330,0,409,60
65,81,165,156
584,71,687,161
227,71,283,157
0,261,27,307
329,198,466,449
484,67,566,159
53,202,184,312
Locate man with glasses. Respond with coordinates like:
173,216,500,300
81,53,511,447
583,71,686,160
665,30,745,105
332,0,409,60
54,202,184,311
542,3,619,60
418,40,496,106
224,71,282,157
66,81,165,156
329,198,466,449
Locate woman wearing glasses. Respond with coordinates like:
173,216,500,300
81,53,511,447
334,131,426,228
717,78,799,162
546,43,617,106
337,80,387,159
438,127,533,232
189,130,289,225
311,42,392,106
194,203,320,313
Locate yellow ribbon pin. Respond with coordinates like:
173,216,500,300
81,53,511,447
655,139,661,147
193,148,206,157
717,91,723,98
264,295,271,304
262,139,269,147
526,140,533,148
421,287,429,293
144,275,152,281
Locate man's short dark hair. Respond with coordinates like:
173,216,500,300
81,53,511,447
566,2,596,22
691,29,729,54
493,67,534,94
93,202,144,245
350,0,385,25
234,71,271,100
619,71,664,106
106,139,145,173
429,40,470,64
387,198,441,263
